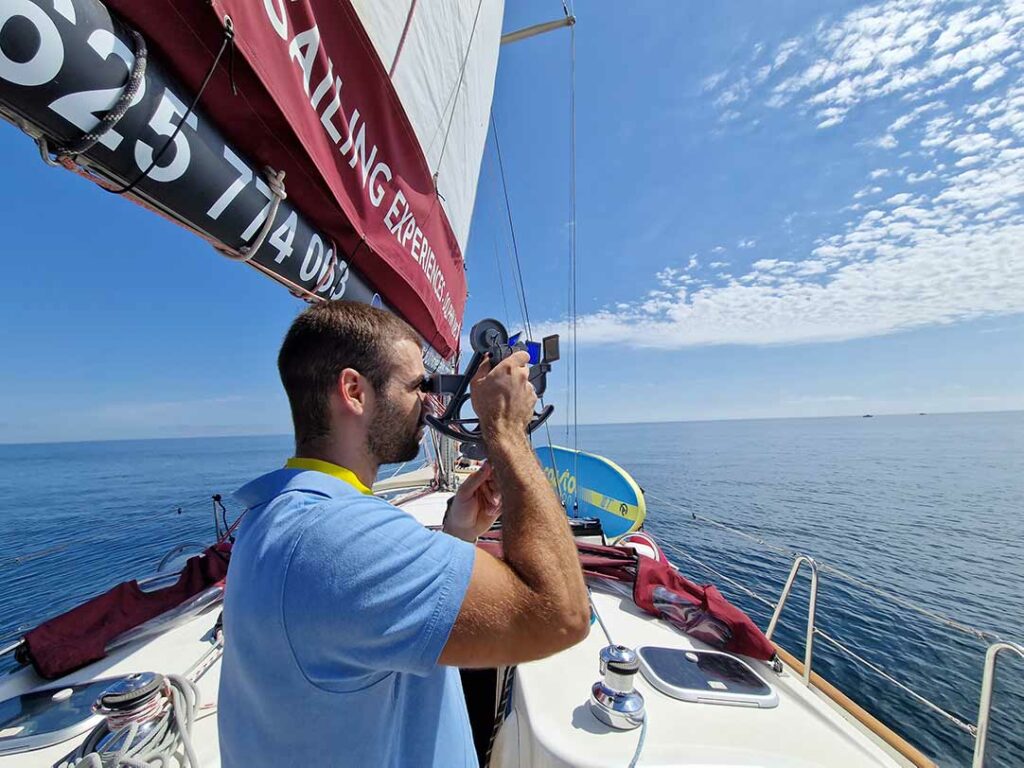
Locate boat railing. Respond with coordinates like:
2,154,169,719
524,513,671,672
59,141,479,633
765,551,1024,768
646,493,1023,768
972,641,1024,768
764,555,819,684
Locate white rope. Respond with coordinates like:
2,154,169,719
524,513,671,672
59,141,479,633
63,674,200,768
628,714,648,768
223,167,287,263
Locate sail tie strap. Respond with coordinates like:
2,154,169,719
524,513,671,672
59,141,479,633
218,166,287,263
35,29,148,168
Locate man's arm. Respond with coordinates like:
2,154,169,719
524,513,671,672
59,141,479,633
438,352,590,668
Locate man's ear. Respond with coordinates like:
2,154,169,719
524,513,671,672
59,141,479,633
337,368,369,416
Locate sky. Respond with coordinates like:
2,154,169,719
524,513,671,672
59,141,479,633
0,0,1022,443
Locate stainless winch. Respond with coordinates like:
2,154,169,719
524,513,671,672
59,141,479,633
589,644,645,730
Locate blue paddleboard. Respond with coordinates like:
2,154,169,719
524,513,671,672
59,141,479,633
535,445,646,539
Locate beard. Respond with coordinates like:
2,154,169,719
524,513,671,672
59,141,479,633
367,390,422,465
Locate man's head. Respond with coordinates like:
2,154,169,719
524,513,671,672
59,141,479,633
278,301,427,465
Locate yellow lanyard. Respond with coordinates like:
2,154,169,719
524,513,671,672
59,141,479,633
285,457,372,495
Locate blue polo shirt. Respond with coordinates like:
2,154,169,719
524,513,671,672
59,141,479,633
217,465,478,767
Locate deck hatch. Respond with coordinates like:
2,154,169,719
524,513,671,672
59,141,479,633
637,646,780,708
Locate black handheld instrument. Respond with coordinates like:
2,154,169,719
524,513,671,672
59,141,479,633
423,319,559,448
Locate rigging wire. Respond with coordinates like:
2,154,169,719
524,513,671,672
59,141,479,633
490,117,533,339
492,239,513,328
657,538,980,737
567,9,581,513
489,112,564,493
430,0,486,176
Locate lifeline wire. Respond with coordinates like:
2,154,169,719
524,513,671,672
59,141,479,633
647,493,989,739
644,489,1007,644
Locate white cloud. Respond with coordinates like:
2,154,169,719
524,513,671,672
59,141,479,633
854,185,884,198
538,221,1024,348
538,0,1024,350
738,239,757,249
702,70,729,92
973,62,1007,89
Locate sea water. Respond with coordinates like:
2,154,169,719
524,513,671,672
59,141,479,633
0,412,1021,766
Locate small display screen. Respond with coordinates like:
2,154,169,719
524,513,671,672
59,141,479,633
542,335,560,362
639,647,771,695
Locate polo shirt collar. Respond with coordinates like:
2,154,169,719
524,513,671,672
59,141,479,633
234,459,371,509
284,457,371,494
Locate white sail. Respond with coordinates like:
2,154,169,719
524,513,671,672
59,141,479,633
352,1,504,255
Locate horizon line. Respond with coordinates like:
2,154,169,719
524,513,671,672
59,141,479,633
1,408,1020,448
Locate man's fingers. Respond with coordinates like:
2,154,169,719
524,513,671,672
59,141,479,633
508,350,531,368
490,350,530,375
483,484,501,510
472,358,493,382
459,465,489,495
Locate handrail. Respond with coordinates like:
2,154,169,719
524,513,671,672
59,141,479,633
765,555,819,684
972,641,1024,768
654,508,1024,766
0,639,21,657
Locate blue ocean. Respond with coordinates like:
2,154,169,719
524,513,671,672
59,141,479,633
1,412,1021,766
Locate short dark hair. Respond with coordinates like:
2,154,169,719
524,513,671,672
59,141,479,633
278,301,420,447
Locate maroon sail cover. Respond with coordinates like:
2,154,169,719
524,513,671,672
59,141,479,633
476,533,775,660
21,544,230,680
633,554,775,661
103,0,468,356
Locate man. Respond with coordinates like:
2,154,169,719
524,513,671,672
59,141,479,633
218,301,589,767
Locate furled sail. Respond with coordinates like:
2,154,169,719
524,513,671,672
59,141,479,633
0,0,504,358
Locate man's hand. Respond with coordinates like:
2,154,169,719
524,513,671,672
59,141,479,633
470,350,537,440
444,462,501,542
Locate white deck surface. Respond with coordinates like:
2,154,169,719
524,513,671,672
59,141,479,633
403,488,908,767
0,485,913,767
494,588,906,767
0,608,223,767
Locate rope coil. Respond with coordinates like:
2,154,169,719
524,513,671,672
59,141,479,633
62,674,200,768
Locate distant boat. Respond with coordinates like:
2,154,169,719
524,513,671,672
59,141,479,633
862,414,874,418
